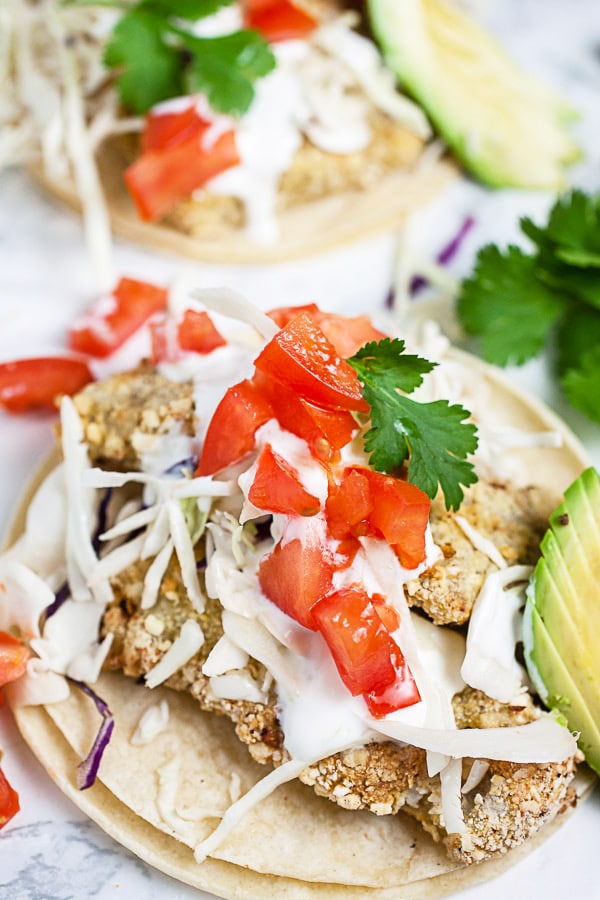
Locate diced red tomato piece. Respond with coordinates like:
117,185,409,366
254,314,369,413
0,767,19,829
332,534,362,569
0,357,93,414
249,444,321,516
69,277,168,358
244,0,317,42
267,303,321,329
325,468,373,539
258,536,335,630
178,309,226,355
125,125,239,222
267,306,386,358
143,105,201,152
357,469,431,569
371,594,401,634
364,648,421,718
0,632,30,687
312,586,398,696
317,313,387,359
252,371,357,461
196,378,274,475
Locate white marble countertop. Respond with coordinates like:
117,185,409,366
1,0,600,896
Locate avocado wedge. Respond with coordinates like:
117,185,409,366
366,0,579,189
523,467,600,774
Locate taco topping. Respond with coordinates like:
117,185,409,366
0,297,581,863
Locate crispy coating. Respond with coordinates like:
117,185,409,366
165,112,424,238
405,480,554,625
72,365,196,471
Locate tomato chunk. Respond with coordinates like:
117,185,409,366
360,469,431,569
326,468,373,539
312,586,398,696
0,357,93,413
125,124,239,222
364,649,421,718
178,309,226,354
0,632,30,687
244,0,317,42
258,536,334,630
252,371,357,461
254,314,369,413
69,277,168,358
143,105,201,152
196,378,273,475
267,306,386,358
0,767,19,830
249,444,321,516
151,309,227,364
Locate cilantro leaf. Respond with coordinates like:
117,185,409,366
103,11,184,113
456,189,600,425
561,346,600,423
181,31,276,116
349,340,478,510
522,190,600,263
457,245,567,366
101,0,275,115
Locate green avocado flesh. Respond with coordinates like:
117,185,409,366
366,0,579,189
524,467,600,774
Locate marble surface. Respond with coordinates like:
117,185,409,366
1,0,600,897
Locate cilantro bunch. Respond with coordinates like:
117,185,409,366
457,190,600,424
86,0,276,115
349,339,478,510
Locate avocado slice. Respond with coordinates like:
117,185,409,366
523,467,600,774
366,0,579,189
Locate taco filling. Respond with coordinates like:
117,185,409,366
0,299,583,885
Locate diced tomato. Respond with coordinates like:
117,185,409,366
317,313,387,359
258,537,335,630
0,632,30,687
150,309,226,363
312,586,398,696
69,277,168,358
249,444,321,516
267,303,321,329
143,105,202,152
332,534,362,569
360,469,431,570
178,310,226,355
364,648,421,718
371,595,401,634
252,371,357,461
254,313,369,413
244,0,317,42
125,124,239,222
325,468,373,539
0,357,93,414
196,378,274,475
0,767,19,829
267,306,386,358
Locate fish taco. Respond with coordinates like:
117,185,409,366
6,0,457,266
0,298,594,897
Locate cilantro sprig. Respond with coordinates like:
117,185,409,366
457,190,600,424
348,339,478,510
87,0,276,115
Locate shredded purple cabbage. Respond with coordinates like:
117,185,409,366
69,679,114,790
410,216,475,295
163,456,198,478
43,582,70,621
